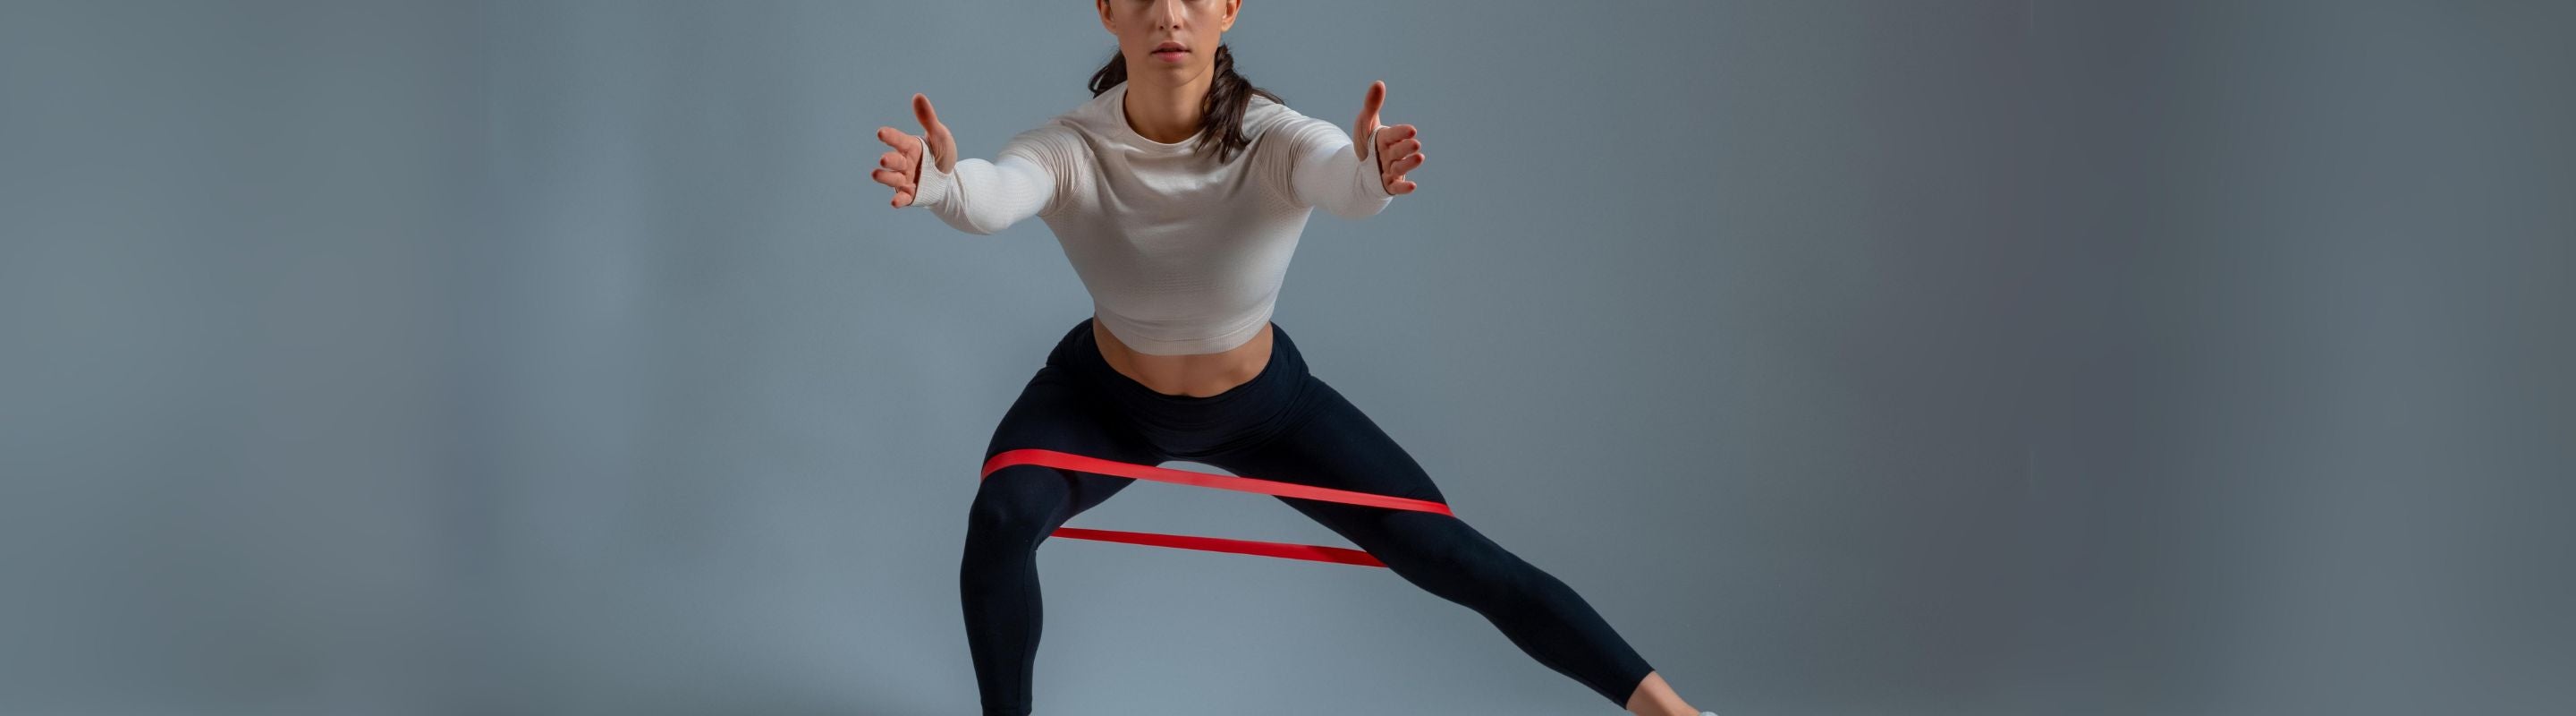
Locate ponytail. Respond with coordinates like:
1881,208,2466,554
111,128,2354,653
1088,44,1283,163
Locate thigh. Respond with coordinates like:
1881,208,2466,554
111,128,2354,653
1201,377,1455,541
980,365,1161,517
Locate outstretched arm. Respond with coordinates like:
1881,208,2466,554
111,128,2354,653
871,93,1062,235
1284,81,1427,219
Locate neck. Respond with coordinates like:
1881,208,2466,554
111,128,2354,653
1121,65,1216,144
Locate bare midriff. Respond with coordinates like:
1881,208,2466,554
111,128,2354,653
1091,316,1275,398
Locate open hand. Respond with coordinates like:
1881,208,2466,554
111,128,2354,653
1353,81,1423,196
871,93,957,208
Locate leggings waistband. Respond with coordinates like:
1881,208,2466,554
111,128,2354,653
1044,316,1312,459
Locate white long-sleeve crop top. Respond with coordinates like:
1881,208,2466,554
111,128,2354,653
907,81,1394,355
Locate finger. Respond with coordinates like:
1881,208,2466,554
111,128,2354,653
1382,157,1424,190
893,189,913,208
1377,124,1415,151
1375,127,1412,169
1390,179,1416,195
1377,146,1411,181
882,128,927,174
871,167,911,188
913,93,944,134
878,136,913,181
1380,138,1421,164
1379,141,1421,169
1383,151,1424,176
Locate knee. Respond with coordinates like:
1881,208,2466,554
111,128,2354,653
1377,516,1532,594
965,465,1070,546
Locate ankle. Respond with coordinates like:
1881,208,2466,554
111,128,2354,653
1623,671,1699,715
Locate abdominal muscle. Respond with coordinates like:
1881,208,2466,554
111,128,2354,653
1091,315,1275,398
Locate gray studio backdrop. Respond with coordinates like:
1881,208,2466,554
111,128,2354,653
3,1,2569,715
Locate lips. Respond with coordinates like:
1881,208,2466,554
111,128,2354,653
1151,41,1188,61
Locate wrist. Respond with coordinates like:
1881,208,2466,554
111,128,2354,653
911,152,953,207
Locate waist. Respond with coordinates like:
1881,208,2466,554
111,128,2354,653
1094,320,1273,397
1047,317,1309,404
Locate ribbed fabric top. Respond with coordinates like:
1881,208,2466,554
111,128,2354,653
908,81,1394,355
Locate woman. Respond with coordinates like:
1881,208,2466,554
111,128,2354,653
871,2,1713,714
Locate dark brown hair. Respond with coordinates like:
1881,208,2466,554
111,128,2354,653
1089,44,1283,163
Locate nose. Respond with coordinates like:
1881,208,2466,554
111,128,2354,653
1155,0,1183,29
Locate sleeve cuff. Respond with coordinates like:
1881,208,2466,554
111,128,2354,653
1356,125,1393,200
911,145,953,208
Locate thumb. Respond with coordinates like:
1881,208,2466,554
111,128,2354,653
1352,81,1384,158
913,92,955,173
913,93,945,136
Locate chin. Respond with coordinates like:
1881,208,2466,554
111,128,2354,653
1133,64,1202,81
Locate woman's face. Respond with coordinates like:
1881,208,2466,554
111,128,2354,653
1097,0,1239,85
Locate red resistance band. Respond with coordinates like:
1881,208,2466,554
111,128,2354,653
979,448,1455,567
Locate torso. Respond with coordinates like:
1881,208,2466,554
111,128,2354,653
1006,85,1340,364
1026,85,1341,396
1092,316,1273,397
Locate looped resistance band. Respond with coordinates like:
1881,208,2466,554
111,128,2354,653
980,448,1455,567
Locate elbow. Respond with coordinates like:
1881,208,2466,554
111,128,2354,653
937,212,1007,235
1324,197,1393,220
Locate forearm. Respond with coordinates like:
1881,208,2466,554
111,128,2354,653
911,153,1054,234
1290,124,1394,219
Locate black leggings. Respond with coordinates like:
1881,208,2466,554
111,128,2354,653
961,317,1657,715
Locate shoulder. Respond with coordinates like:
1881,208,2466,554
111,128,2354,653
1244,94,1318,136
1000,103,1100,166
1244,94,1341,154
998,122,1088,169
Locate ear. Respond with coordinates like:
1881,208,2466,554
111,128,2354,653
1096,0,1114,33
1223,0,1239,31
